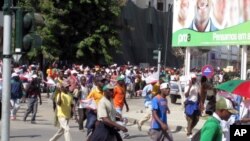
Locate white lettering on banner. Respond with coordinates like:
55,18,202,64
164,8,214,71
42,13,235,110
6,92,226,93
234,129,247,136
238,33,247,40
213,33,250,41
213,33,237,41
178,33,190,44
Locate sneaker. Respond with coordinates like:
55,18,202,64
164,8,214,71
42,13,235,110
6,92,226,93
86,130,92,137
123,118,128,125
187,134,193,139
122,133,130,139
31,121,36,124
79,128,84,132
10,116,16,120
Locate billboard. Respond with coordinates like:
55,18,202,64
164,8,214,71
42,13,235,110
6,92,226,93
172,0,250,47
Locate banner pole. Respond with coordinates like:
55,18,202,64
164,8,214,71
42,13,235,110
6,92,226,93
241,46,247,80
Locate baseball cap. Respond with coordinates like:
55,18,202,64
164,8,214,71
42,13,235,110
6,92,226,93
160,83,170,89
160,76,168,82
216,96,238,114
117,75,125,81
102,84,114,91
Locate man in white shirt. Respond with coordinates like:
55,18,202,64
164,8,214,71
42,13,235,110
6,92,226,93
189,0,218,32
184,74,201,138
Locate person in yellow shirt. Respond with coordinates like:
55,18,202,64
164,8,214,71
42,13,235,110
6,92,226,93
49,80,73,141
52,71,64,127
152,77,166,96
86,76,106,136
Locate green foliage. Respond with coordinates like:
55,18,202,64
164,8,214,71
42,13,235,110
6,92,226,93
17,0,122,65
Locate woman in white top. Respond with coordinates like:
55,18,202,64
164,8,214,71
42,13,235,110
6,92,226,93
77,76,89,130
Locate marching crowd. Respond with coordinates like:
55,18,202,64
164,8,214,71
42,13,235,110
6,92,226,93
1,62,250,141
3,63,176,141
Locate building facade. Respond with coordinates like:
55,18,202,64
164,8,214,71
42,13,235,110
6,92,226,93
131,0,173,11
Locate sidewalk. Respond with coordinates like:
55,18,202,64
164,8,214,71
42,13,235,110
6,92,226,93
124,97,206,132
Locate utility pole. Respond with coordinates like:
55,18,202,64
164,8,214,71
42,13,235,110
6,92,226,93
164,3,172,67
157,46,161,79
153,44,162,79
2,0,12,140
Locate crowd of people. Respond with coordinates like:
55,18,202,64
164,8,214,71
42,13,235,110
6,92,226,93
3,63,176,141
0,62,250,141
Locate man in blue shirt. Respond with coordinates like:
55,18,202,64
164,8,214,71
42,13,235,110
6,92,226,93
149,83,173,141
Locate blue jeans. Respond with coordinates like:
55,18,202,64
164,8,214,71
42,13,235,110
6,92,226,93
85,110,97,134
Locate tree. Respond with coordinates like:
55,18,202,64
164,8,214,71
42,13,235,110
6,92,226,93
18,0,122,65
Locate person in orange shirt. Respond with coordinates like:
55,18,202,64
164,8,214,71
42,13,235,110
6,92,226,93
113,76,129,139
113,76,129,113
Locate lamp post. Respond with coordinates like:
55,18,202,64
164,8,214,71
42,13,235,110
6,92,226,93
12,48,22,64
2,0,12,141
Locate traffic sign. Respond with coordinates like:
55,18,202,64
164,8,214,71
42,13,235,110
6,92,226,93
201,65,214,78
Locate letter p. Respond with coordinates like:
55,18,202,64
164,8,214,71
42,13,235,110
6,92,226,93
242,129,247,135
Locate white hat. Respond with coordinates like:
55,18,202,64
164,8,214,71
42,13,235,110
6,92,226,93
32,74,38,78
71,70,78,74
133,66,138,70
11,73,18,77
145,76,158,84
190,73,197,78
189,73,197,80
160,83,169,89
105,68,110,73
84,67,90,72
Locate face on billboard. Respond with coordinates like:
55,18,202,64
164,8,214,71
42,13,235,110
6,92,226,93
244,0,250,21
212,0,226,25
179,0,189,21
195,0,211,23
172,0,250,47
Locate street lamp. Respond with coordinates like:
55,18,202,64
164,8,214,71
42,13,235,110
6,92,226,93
12,48,22,63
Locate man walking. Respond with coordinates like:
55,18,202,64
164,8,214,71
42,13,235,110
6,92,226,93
49,80,73,141
23,75,42,124
113,76,129,138
149,83,173,141
137,78,157,131
10,73,23,120
89,84,128,141
200,96,238,141
184,74,201,138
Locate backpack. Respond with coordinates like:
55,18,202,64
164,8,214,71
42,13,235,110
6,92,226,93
11,80,22,99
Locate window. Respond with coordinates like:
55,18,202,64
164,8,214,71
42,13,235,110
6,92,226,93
157,2,164,11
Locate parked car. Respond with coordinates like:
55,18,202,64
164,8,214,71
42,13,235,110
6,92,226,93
169,81,185,104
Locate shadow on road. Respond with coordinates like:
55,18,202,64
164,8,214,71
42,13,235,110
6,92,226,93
125,134,148,139
171,125,183,133
10,135,41,138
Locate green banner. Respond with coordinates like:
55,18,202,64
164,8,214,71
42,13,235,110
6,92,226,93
172,21,250,47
